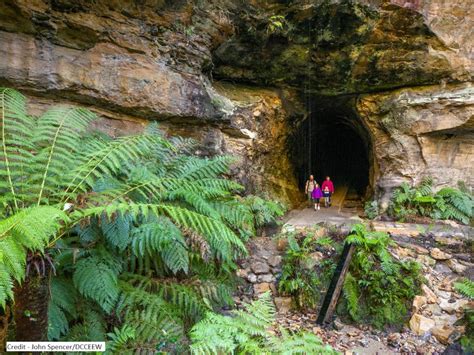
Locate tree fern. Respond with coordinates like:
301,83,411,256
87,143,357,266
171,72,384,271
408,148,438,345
0,88,286,350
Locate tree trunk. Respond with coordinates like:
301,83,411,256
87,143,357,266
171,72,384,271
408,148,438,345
14,271,50,341
0,305,10,352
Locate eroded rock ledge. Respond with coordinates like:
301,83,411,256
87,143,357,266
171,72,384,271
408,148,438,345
0,0,472,205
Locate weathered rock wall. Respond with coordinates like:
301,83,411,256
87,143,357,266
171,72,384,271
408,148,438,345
0,0,472,206
357,83,474,208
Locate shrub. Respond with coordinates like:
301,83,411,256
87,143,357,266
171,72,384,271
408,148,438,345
340,224,423,329
389,178,473,224
278,234,322,309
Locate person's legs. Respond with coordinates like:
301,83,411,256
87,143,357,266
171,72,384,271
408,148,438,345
315,198,319,210
307,191,312,207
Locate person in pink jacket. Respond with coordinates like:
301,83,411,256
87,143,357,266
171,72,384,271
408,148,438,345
321,176,334,206
311,183,323,210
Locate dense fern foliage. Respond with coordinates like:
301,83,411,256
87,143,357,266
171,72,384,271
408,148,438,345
189,292,337,355
0,87,172,307
339,224,423,329
47,136,284,350
0,88,286,351
278,234,323,310
389,177,473,224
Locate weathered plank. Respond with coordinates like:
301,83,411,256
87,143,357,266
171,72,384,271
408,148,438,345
316,242,356,324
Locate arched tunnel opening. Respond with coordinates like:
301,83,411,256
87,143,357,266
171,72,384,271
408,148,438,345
290,95,373,202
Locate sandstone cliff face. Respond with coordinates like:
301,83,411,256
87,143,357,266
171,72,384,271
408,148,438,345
357,83,474,208
0,0,472,206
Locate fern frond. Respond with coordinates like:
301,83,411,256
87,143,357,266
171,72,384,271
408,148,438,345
31,107,97,205
106,325,136,354
454,278,474,299
76,203,247,262
101,212,133,251
343,272,360,321
130,218,188,274
73,248,122,313
169,156,235,180
117,281,184,343
61,134,172,202
0,206,67,308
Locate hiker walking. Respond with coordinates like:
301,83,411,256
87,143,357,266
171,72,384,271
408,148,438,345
305,175,316,206
312,183,323,210
321,176,334,207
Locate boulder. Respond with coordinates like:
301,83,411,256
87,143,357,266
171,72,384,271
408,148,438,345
253,283,272,294
236,268,249,279
276,238,289,252
250,261,270,275
422,285,439,304
274,297,292,313
439,299,468,314
268,255,282,268
417,255,436,267
246,273,257,283
409,314,435,335
431,325,455,345
257,274,274,283
412,295,427,313
435,236,464,247
430,248,452,261
447,259,467,274
424,303,442,317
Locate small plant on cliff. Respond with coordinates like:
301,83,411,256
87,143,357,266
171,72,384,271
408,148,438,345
266,15,287,35
339,224,423,329
364,200,379,220
189,292,337,355
389,178,473,224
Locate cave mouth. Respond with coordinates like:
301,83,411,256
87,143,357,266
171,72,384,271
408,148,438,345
290,95,372,199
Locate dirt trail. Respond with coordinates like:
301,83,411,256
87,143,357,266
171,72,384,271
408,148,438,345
284,185,363,228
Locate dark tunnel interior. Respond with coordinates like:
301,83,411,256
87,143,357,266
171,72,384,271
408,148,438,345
290,96,372,197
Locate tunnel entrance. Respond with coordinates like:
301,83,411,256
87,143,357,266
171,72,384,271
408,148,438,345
290,95,373,199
